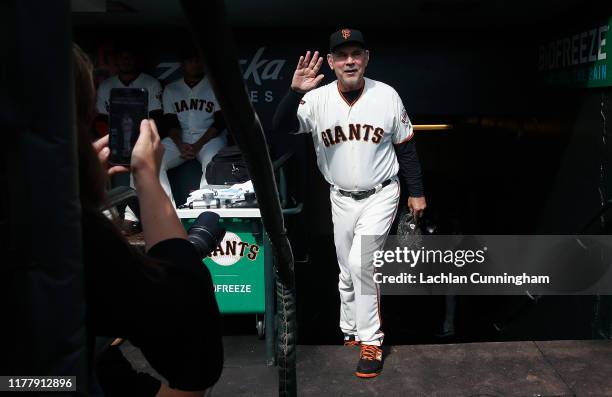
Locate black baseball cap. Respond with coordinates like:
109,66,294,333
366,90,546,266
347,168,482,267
329,28,366,52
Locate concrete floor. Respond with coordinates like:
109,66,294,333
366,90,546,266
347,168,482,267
122,337,612,396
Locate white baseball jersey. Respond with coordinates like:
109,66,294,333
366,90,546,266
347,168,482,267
96,73,162,115
162,76,221,144
296,77,413,191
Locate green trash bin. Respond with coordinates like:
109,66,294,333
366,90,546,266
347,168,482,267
179,207,275,364
181,214,266,314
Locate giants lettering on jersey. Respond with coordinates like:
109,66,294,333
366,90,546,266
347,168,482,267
320,124,384,147
173,99,215,113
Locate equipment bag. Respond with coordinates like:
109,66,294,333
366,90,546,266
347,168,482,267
205,145,250,185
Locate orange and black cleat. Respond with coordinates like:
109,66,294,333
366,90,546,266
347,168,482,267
355,344,383,378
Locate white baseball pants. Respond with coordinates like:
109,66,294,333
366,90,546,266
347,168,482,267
330,177,400,346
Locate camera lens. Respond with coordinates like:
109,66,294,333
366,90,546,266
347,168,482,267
187,212,226,259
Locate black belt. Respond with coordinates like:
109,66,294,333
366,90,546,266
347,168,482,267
337,179,393,201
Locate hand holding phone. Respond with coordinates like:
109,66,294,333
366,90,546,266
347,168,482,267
109,88,149,166
92,134,130,176
131,119,164,179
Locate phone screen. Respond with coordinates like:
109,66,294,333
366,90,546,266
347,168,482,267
109,88,149,166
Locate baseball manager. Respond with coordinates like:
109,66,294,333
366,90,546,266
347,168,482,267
273,28,426,378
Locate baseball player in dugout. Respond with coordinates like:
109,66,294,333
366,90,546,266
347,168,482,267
124,47,227,223
273,28,426,378
158,47,227,206
95,42,163,137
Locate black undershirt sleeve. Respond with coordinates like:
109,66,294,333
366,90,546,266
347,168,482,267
148,110,164,138
162,113,180,136
272,89,304,134
212,110,226,131
148,109,163,121
395,140,425,197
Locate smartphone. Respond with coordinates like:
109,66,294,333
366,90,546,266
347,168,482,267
109,88,148,166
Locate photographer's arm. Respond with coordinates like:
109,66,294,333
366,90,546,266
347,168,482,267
131,119,188,250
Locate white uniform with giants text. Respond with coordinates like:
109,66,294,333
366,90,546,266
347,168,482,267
159,76,227,207
96,73,162,115
295,77,413,345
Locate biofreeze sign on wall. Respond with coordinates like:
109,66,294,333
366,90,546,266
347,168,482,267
538,17,610,88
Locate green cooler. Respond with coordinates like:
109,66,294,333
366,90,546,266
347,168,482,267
178,207,275,363
180,209,265,313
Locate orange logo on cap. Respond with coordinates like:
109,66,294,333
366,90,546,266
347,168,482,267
341,29,351,40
